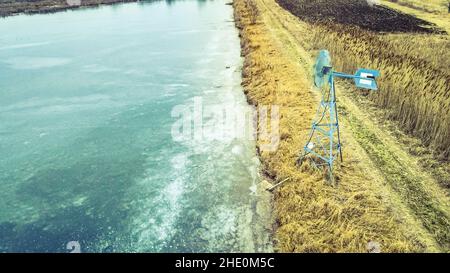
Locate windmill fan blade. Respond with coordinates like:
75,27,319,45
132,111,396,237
314,50,332,89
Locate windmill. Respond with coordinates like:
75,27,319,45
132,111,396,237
297,50,380,182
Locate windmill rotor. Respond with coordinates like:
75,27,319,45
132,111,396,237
313,50,332,89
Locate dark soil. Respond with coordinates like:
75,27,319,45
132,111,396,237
276,0,442,33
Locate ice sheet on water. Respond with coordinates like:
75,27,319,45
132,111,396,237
3,57,72,70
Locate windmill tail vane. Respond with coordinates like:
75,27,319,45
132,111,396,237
297,50,380,182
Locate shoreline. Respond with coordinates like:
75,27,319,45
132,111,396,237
232,0,449,252
0,0,137,18
1,0,447,252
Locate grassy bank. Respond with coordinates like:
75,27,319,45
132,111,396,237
234,0,450,252
0,0,136,17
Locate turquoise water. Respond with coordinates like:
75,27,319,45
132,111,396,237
0,0,272,252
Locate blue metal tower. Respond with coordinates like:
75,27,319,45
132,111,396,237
297,50,380,182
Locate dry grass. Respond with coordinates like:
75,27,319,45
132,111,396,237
380,0,450,35
233,0,445,252
297,1,450,248
244,0,260,25
386,0,449,14
306,23,450,161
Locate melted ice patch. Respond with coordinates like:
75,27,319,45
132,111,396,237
130,152,188,251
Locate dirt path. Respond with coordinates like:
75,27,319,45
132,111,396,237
234,0,449,252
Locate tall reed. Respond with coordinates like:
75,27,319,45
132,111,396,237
308,23,450,160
